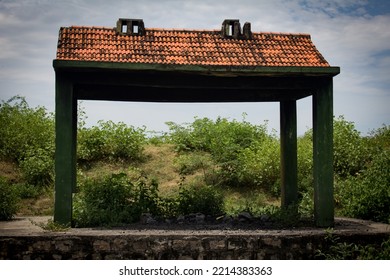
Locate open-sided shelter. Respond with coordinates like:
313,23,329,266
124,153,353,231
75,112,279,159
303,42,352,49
53,19,340,227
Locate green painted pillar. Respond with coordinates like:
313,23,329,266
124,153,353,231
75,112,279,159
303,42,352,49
54,72,76,226
280,100,298,209
313,79,334,227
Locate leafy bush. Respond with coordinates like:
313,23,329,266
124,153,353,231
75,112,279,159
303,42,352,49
73,173,160,227
77,120,146,163
336,150,390,223
334,123,390,223
77,126,106,163
167,116,269,187
297,131,313,195
0,96,54,189
14,183,42,199
238,136,280,193
365,124,390,161
167,116,268,155
0,177,20,220
73,173,135,226
19,148,54,187
316,230,390,260
333,116,368,177
177,184,224,216
73,172,226,226
0,96,54,162
156,196,179,218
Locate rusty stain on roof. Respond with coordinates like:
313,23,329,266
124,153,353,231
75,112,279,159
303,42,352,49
56,20,330,67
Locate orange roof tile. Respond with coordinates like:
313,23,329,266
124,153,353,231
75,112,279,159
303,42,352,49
56,24,330,67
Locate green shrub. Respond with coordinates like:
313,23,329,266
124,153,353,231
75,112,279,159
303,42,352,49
165,121,194,152
73,172,225,226
336,150,390,223
19,148,54,187
0,96,54,191
316,230,390,260
14,183,42,199
167,116,269,187
297,131,313,194
73,173,160,227
0,177,20,220
177,184,224,216
167,116,267,155
298,190,314,217
0,96,54,163
333,116,368,177
73,173,134,227
157,196,179,218
77,126,106,162
77,120,146,163
147,131,169,146
376,238,390,259
238,136,280,193
365,124,390,162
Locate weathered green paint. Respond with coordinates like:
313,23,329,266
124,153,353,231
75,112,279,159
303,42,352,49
53,59,340,77
280,100,298,209
313,79,334,227
54,73,77,226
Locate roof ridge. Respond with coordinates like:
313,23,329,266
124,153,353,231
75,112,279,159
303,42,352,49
146,27,218,32
256,31,311,37
69,25,113,30
65,25,310,37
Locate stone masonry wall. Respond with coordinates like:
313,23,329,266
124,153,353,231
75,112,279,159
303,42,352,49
1,232,388,260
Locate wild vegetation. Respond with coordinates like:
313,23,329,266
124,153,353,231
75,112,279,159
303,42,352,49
1,96,389,231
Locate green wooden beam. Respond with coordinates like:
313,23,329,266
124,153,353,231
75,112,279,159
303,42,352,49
75,84,310,102
54,73,76,226
53,59,340,77
313,79,334,227
280,100,298,210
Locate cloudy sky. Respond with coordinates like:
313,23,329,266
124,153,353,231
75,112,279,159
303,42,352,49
0,0,389,135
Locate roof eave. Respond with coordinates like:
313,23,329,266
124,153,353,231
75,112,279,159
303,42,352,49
53,59,340,77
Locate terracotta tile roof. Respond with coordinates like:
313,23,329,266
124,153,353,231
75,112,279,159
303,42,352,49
56,24,330,67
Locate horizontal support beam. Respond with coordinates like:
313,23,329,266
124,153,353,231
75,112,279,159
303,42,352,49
56,70,333,96
53,60,340,77
75,84,311,102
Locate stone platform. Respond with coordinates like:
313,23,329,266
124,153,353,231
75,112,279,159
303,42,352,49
1,216,389,260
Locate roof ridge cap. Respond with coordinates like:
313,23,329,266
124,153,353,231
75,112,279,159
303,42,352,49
255,31,311,36
68,25,113,30
64,25,311,37
146,27,218,32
